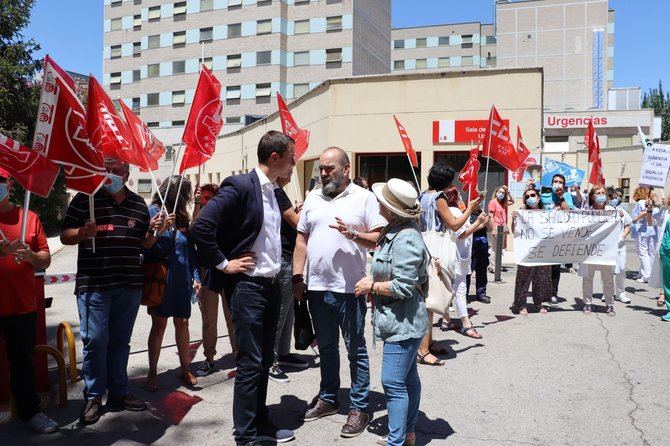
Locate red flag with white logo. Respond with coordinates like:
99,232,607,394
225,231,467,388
589,137,605,185
179,66,224,174
119,100,164,172
584,119,600,163
86,76,150,169
0,133,59,197
277,93,310,161
482,106,520,171
515,126,530,166
393,115,418,168
458,156,480,200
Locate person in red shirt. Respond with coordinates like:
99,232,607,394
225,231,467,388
0,168,58,434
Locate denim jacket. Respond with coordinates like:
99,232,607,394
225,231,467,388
371,221,429,343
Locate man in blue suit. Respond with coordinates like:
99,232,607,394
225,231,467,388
192,131,296,446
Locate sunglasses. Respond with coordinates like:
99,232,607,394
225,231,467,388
524,193,538,199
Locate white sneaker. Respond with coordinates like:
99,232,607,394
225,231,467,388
28,412,58,434
636,277,648,283
615,294,631,304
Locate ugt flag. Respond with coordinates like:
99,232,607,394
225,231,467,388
119,100,165,171
277,93,310,161
179,66,224,174
393,115,418,168
0,133,59,197
482,105,520,172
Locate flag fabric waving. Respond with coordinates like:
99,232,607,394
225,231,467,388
584,119,600,162
0,133,59,197
458,146,480,200
119,100,164,171
482,106,520,171
515,126,530,166
393,115,418,168
179,66,224,174
277,93,310,160
589,137,605,185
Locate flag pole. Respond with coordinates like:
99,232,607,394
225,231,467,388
148,168,165,207
19,191,31,243
407,153,420,192
173,173,185,214
88,194,96,253
482,106,494,209
155,141,184,235
0,228,6,241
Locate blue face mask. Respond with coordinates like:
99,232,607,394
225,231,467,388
540,193,554,206
496,192,505,201
609,198,619,207
103,174,125,194
525,197,538,208
595,195,607,205
0,183,8,202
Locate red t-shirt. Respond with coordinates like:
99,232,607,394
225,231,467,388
488,199,508,227
0,207,49,316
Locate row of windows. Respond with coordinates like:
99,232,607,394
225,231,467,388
392,56,483,70
392,34,496,50
111,0,341,10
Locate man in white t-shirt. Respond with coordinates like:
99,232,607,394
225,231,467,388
292,147,386,438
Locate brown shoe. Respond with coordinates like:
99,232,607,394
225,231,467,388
341,408,369,438
302,398,338,421
80,397,103,425
107,393,147,412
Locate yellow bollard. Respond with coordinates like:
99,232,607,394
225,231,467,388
35,345,68,408
57,322,78,383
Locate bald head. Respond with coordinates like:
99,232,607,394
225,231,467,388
319,146,351,198
321,147,349,167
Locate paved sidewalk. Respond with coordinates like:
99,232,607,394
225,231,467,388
1,242,669,445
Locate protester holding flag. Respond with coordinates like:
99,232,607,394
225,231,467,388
0,168,58,434
487,185,514,273
145,176,201,391
510,187,552,315
60,157,168,425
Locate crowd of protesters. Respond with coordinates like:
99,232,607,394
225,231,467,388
1,130,668,445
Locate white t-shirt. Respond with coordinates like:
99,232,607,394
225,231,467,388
297,182,387,293
448,207,472,277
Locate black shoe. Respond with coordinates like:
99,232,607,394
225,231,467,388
478,295,491,304
107,393,147,412
80,397,103,425
269,365,290,383
276,354,309,369
195,360,216,377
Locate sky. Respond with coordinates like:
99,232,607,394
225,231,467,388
21,0,669,94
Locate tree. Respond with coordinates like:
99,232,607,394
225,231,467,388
641,80,670,142
1,0,68,234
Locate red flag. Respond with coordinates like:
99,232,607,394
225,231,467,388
277,93,310,161
41,78,107,194
179,66,224,174
589,137,604,184
469,145,479,160
119,100,164,172
482,106,520,171
86,77,149,169
515,126,530,165
393,115,418,168
513,156,537,182
458,156,480,200
584,119,600,162
0,133,59,198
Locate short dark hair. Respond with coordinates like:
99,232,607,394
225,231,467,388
201,183,219,195
353,176,368,188
552,174,566,184
257,131,294,163
427,163,455,190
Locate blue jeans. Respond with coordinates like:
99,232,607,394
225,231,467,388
308,291,370,411
76,287,142,399
381,337,422,446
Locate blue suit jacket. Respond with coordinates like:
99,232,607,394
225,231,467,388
192,169,264,293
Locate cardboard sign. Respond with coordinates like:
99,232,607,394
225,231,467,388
639,144,670,188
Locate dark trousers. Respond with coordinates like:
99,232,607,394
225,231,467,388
466,237,489,298
551,264,561,297
229,276,281,445
0,311,40,421
513,265,552,311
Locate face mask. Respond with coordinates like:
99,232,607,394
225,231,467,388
103,174,125,194
609,198,619,207
552,184,563,193
595,195,607,205
496,192,505,201
541,193,554,206
0,183,8,202
525,197,538,208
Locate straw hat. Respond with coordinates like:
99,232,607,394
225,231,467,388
371,178,421,219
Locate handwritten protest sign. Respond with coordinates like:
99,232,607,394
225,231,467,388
639,144,670,188
514,209,620,266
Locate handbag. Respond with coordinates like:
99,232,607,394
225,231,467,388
293,298,315,350
421,191,458,278
141,229,177,307
424,257,454,317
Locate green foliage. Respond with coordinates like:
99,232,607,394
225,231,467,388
0,0,68,234
641,80,670,141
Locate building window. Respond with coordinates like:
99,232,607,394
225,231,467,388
165,145,173,161
110,45,122,59
294,51,309,66
148,34,160,49
203,57,213,70
415,38,427,48
172,120,185,127
228,23,241,38
138,179,153,195
133,69,141,82
485,35,497,45
357,153,422,188
110,72,122,86
200,27,213,42
132,97,140,111
326,48,342,66
134,0,142,5
228,0,242,7
257,50,271,65
148,6,161,21
256,83,271,97
438,57,450,68
173,31,186,46
111,0,122,6
461,34,473,49
200,0,213,11
461,56,473,66
393,39,404,49
326,16,342,32
258,0,272,6
147,122,159,128
148,63,160,78
172,90,186,106
227,54,241,69
133,14,141,29
226,116,243,125
110,18,122,31
326,0,342,4
415,59,427,69
438,36,449,45
295,0,310,4
133,42,141,57
293,83,309,98
608,136,632,148
173,1,187,16
173,60,185,74
147,93,159,107
257,19,272,35
393,60,405,70
226,85,241,99
294,19,310,34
